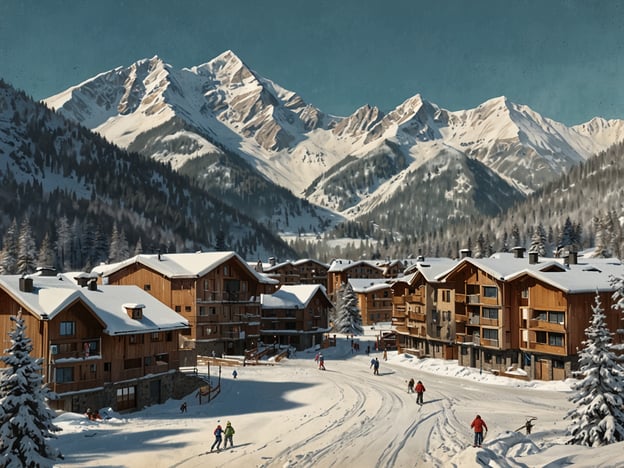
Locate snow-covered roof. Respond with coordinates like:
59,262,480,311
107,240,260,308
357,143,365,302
401,257,457,282
437,253,624,294
260,284,329,309
0,274,189,335
507,258,624,293
93,251,278,284
328,259,385,273
348,278,392,293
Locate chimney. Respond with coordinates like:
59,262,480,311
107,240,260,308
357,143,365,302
528,252,538,264
269,257,276,266
19,276,33,293
568,251,578,265
157,250,162,261
512,247,525,258
88,280,98,291
460,249,472,259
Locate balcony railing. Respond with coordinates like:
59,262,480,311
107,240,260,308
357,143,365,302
469,315,480,325
527,342,566,354
481,317,499,327
467,294,480,304
528,320,565,333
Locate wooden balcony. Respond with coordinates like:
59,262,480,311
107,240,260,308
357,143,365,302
50,378,106,394
197,293,261,304
528,320,565,333
408,312,426,322
480,338,499,348
455,293,465,304
527,342,566,355
481,317,499,327
392,296,406,305
466,294,480,304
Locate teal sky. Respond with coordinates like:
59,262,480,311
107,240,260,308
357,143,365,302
1,0,623,125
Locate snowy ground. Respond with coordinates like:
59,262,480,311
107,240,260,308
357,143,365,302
53,328,624,467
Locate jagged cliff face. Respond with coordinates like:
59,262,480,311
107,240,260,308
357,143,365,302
45,51,624,227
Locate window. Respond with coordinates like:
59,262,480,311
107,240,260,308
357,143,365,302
204,327,212,336
548,312,564,324
210,307,216,315
483,286,497,299
143,284,151,291
223,265,229,276
55,367,73,383
536,331,547,344
521,288,529,299
151,332,160,342
185,305,192,312
482,308,498,320
155,353,169,364
89,364,97,374
144,356,153,366
199,306,207,316
482,328,498,341
166,331,173,342
441,290,451,302
129,335,137,344
175,305,181,312
116,386,136,410
60,321,75,336
104,362,111,372
549,333,564,347
204,279,210,290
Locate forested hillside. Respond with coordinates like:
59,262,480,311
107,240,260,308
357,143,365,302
0,80,294,273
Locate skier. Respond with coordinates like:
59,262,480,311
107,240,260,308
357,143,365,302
318,353,326,370
525,418,534,435
470,415,488,448
373,357,380,375
179,402,187,413
211,424,224,452
223,421,236,448
232,369,238,379
415,380,425,405
407,378,415,393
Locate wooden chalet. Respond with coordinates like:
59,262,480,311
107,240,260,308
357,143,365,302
505,253,624,380
349,278,393,325
391,258,457,359
94,252,279,357
260,284,332,350
256,258,329,287
327,259,386,302
0,272,189,413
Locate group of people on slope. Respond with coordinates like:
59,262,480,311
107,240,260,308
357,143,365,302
211,421,236,452
407,378,426,405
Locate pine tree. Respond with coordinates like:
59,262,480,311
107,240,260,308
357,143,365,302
37,233,55,268
565,294,624,447
0,218,19,275
16,216,37,274
529,223,547,256
0,313,63,466
332,282,363,335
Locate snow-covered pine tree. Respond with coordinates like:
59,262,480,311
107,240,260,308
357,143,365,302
0,313,63,467
565,294,624,447
332,282,363,335
529,223,547,256
0,218,19,275
16,216,37,274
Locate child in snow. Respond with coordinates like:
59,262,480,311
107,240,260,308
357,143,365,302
470,415,488,447
223,421,235,448
232,369,238,379
180,402,187,413
318,353,326,370
415,380,425,405
211,424,224,452
407,378,415,393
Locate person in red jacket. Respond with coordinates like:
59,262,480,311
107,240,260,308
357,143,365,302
470,414,488,447
415,380,426,405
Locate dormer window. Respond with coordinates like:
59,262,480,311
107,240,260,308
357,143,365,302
123,303,145,320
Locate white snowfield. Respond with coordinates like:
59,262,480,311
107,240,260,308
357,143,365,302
54,329,624,467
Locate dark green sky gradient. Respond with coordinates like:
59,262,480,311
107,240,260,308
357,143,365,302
1,0,623,125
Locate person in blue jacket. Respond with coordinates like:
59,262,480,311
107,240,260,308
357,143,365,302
211,424,224,452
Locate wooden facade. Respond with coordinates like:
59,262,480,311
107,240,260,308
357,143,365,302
391,253,624,380
99,252,278,356
349,279,393,326
260,259,329,287
327,260,386,301
0,274,189,413
260,285,332,350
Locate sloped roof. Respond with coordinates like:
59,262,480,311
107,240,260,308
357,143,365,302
260,284,330,309
328,259,385,273
348,278,392,293
0,274,189,335
93,251,278,284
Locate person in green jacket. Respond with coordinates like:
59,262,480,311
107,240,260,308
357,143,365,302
223,421,236,449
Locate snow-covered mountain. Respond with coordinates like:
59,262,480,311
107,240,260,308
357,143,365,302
44,51,624,233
